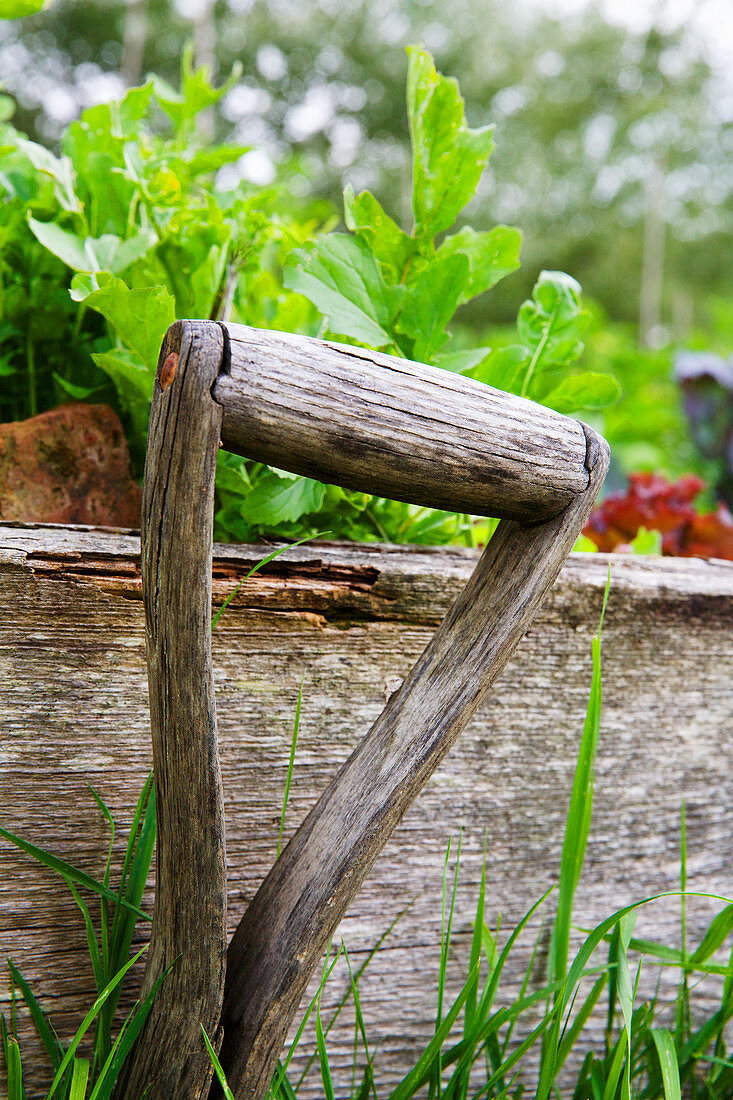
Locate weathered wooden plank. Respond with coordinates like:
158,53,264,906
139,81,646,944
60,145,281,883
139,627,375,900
1,526,733,1098
213,324,590,523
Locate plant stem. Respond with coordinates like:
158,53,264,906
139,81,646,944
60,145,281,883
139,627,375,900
27,336,36,417
520,302,560,399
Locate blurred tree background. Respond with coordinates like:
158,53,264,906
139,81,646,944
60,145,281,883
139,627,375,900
2,0,733,343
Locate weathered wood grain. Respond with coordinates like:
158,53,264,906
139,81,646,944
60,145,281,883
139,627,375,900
1,527,733,1099
216,429,608,1097
115,321,228,1100
212,324,590,523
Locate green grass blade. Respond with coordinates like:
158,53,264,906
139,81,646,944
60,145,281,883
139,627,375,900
535,895,673,1100
86,785,114,976
67,880,104,993
88,960,175,1100
110,772,154,956
270,946,343,1097
296,902,412,1089
548,573,609,990
466,847,486,1035
6,1035,23,1100
435,980,564,1094
387,960,480,1100
0,825,148,921
278,676,303,858
547,633,603,987
556,973,607,1072
69,1057,90,1100
86,785,115,889
689,904,733,967
316,1001,337,1100
7,960,64,1072
106,784,156,1030
478,888,554,1024
202,1025,235,1100
343,945,378,1100
431,834,462,1099
212,534,326,629
651,1028,682,1100
46,948,146,1099
470,1015,553,1100
270,1061,298,1100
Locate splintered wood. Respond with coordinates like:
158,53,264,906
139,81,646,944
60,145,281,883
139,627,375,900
1,525,733,1097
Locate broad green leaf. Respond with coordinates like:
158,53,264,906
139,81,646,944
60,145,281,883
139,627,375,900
14,137,80,212
397,251,469,361
438,225,521,304
516,271,591,397
629,526,663,555
241,473,326,526
53,372,103,401
433,346,492,374
343,184,415,280
407,46,495,240
181,145,251,178
28,217,92,271
75,273,175,368
155,43,241,129
542,371,621,414
285,235,400,347
92,348,155,400
517,271,590,354
0,95,15,120
28,219,153,275
473,345,529,393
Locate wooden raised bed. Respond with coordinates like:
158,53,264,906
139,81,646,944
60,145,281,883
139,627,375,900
2,523,733,1096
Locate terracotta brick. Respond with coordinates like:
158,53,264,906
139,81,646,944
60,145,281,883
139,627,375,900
0,403,142,527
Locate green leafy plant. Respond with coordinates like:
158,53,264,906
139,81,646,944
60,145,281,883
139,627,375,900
1,46,620,548
286,48,619,415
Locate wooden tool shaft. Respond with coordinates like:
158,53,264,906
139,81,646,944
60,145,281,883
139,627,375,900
213,323,591,524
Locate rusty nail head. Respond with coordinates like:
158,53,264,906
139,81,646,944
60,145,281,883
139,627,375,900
160,352,179,391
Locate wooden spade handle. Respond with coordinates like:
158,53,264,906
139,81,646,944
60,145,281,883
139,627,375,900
212,323,591,523
120,320,609,1100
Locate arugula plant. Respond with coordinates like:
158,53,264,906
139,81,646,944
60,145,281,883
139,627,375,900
286,47,620,414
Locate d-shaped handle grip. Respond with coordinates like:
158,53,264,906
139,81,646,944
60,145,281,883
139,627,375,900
210,323,590,524
121,319,609,1100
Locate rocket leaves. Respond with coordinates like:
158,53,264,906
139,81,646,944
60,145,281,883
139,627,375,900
407,45,496,242
286,47,618,421
286,46,521,366
285,235,399,348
